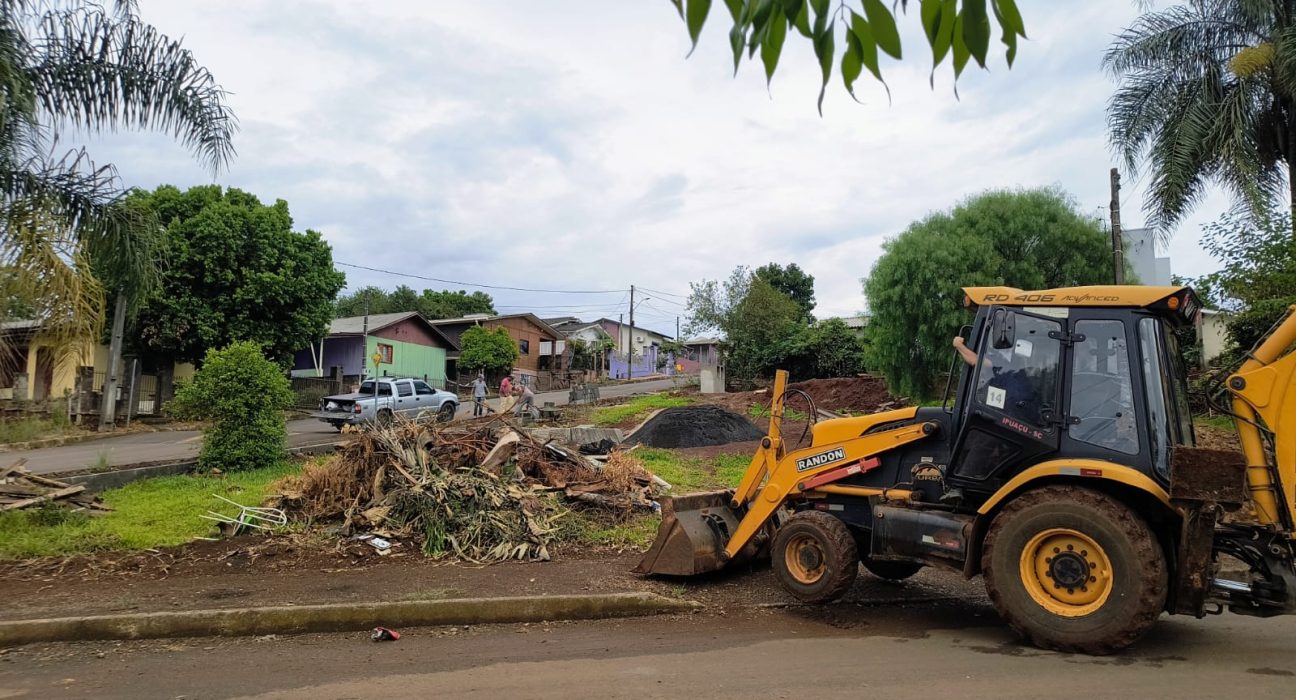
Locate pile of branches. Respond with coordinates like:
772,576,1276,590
270,416,662,563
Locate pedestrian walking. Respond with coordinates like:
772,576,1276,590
498,373,513,414
470,373,489,417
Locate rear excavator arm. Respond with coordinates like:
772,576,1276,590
1226,304,1296,533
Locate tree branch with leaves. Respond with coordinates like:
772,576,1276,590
669,0,1027,111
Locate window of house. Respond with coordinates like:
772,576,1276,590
376,343,393,364
519,339,530,355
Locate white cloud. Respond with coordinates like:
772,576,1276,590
93,0,1238,331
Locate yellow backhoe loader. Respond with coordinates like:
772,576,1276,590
636,285,1296,654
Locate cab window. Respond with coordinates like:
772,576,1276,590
414,381,436,395
397,381,413,397
975,313,1061,428
1069,320,1137,455
1139,318,1193,477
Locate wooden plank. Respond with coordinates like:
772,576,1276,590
1,485,85,511
0,485,46,497
0,459,29,481
14,471,72,489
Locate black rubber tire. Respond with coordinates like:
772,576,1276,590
438,403,456,423
862,558,923,581
771,511,858,603
330,422,344,433
982,485,1167,655
376,409,394,428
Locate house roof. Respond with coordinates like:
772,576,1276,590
596,317,673,340
819,315,869,329
684,337,721,345
547,319,611,338
329,312,457,348
428,313,561,340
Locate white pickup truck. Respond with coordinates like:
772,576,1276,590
314,377,458,430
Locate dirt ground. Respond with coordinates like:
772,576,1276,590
0,531,982,621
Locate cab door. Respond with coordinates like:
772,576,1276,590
948,308,1065,493
394,380,417,416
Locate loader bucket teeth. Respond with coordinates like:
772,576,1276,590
634,490,743,576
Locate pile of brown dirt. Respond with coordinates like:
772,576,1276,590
627,405,764,449
785,376,906,414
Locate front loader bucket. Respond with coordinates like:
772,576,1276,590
634,490,762,576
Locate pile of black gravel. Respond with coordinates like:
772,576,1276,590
626,405,764,449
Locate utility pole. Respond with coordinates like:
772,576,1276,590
362,293,370,380
99,292,127,431
628,285,635,379
1110,167,1126,284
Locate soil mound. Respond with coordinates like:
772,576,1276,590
785,376,905,413
627,405,764,449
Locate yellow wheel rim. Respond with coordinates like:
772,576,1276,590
785,533,826,585
1019,528,1113,617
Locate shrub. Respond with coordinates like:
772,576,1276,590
170,341,294,472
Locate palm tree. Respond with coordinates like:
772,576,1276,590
0,1,234,424
1105,0,1296,238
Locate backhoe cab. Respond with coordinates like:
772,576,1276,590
636,285,1296,654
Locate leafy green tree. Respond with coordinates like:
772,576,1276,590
334,286,385,317
458,326,519,376
418,289,495,319
864,188,1113,399
129,185,346,366
670,0,1027,111
386,285,421,315
0,0,233,419
1106,1,1296,235
1196,208,1296,351
169,341,293,472
334,286,494,319
809,319,868,377
755,262,816,321
686,267,805,382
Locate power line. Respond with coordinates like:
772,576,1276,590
638,286,689,300
337,261,626,295
640,295,686,308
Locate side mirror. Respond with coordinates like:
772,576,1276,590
991,309,1015,350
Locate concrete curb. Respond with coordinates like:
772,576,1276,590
44,441,343,493
0,593,700,646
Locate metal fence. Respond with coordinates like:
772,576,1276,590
131,373,160,415
291,376,342,409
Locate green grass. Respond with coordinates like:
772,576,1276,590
0,414,78,444
638,449,750,492
563,513,660,549
0,462,300,559
1195,414,1235,431
561,449,755,550
590,395,694,427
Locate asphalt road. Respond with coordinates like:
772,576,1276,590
2,602,1293,699
5,377,682,475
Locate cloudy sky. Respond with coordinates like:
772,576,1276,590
93,1,1235,337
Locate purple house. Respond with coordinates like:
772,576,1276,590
596,318,675,378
